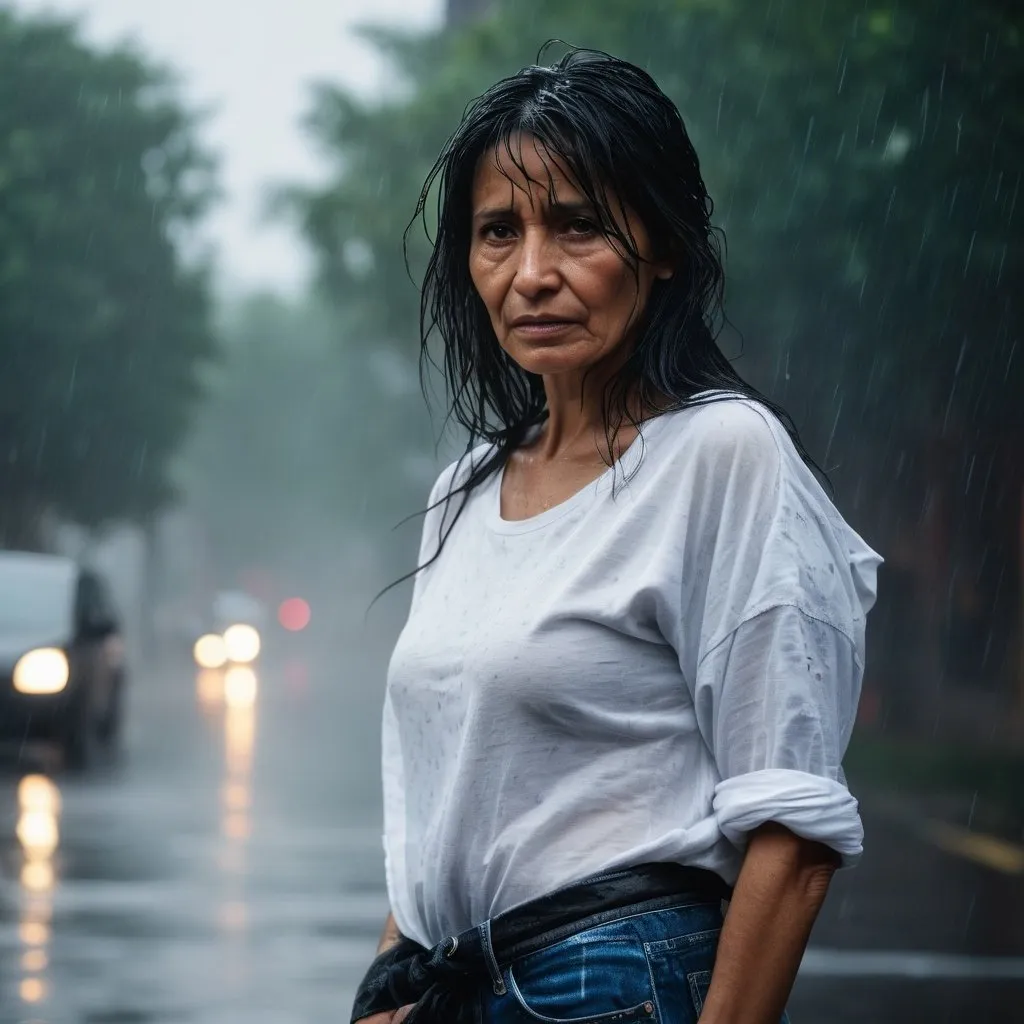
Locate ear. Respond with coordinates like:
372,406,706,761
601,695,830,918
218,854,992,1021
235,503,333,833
654,262,674,281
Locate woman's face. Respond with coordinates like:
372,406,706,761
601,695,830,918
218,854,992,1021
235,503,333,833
468,134,672,380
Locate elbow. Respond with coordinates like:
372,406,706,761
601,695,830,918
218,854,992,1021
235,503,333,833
713,768,865,869
748,821,840,906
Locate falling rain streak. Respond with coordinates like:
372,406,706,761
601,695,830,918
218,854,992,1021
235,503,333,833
0,1,1021,1021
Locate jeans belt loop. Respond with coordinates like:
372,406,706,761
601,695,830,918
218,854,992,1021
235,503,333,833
478,918,506,996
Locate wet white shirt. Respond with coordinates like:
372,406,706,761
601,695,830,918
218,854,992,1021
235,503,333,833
382,397,882,948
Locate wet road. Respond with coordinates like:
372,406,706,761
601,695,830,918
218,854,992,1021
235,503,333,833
0,642,392,1023
0,639,1021,1023
791,798,1024,1022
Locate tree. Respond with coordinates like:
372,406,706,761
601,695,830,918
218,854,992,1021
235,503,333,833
0,10,217,548
288,0,1020,473
286,0,1023,716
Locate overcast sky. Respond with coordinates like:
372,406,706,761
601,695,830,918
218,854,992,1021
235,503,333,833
12,0,442,296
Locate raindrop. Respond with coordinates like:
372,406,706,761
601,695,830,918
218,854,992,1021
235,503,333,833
883,186,898,226
796,117,813,163
995,244,1007,287
963,894,976,937
870,85,887,145
962,231,977,276
823,396,843,464
66,359,78,404
1006,172,1019,222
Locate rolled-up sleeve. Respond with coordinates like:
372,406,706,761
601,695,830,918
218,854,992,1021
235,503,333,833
696,605,865,864
662,400,882,866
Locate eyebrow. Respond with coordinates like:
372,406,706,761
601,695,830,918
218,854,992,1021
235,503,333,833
472,199,598,222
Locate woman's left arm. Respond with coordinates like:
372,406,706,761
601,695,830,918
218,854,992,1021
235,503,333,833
697,822,839,1024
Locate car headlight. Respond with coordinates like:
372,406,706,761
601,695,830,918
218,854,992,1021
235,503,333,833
13,648,70,695
223,624,260,663
194,633,228,670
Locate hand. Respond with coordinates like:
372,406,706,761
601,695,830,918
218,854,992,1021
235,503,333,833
359,1007,417,1024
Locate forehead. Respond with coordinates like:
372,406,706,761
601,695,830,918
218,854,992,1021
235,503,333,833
472,134,584,209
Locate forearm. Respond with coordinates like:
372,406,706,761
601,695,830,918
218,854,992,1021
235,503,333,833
699,822,838,1024
376,911,403,956
352,913,408,1024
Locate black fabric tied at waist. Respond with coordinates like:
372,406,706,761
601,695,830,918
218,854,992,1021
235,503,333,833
351,863,732,1024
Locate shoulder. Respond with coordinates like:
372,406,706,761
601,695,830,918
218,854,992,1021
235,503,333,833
417,443,493,566
427,441,495,507
653,396,789,487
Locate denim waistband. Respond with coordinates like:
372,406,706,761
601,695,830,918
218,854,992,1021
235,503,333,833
351,863,730,1024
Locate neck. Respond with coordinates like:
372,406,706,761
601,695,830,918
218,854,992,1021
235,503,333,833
536,369,659,463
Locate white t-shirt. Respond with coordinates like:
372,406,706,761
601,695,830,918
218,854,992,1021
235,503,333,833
382,396,882,948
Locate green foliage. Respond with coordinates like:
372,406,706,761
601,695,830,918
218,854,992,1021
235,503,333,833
845,733,1024,823
288,0,1020,520
0,9,217,545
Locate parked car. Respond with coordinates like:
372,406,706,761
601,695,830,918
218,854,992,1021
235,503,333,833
0,551,126,769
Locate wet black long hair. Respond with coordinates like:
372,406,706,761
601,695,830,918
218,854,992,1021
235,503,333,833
388,45,816,593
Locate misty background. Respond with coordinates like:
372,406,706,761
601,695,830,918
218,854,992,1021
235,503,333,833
0,0,1021,1020
5,0,1018,748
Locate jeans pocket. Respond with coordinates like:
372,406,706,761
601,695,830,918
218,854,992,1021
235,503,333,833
686,970,712,1016
642,928,720,1024
505,935,658,1024
685,974,791,1024
650,951,791,1024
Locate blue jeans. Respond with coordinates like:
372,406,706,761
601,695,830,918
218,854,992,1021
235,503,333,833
481,899,789,1024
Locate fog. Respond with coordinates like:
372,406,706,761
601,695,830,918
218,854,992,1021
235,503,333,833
0,1,1020,1020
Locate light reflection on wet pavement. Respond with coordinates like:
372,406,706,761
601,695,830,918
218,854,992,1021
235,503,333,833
1,645,1022,1022
0,653,389,1023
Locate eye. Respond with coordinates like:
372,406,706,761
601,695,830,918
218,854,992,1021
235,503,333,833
564,217,599,237
480,222,515,241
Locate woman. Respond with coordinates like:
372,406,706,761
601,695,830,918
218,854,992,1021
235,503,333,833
354,47,881,1024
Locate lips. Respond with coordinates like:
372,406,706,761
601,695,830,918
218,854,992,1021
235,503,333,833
508,316,581,340
509,320,578,338
510,316,578,327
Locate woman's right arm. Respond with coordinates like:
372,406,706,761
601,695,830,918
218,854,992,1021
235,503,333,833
376,911,403,955
358,912,416,1024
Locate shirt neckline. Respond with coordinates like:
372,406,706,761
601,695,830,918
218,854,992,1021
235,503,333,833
485,412,671,535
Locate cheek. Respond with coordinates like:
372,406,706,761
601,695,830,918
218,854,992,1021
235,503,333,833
579,259,641,320
469,258,503,318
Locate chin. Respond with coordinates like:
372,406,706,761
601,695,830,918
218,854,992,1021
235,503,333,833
503,337,602,376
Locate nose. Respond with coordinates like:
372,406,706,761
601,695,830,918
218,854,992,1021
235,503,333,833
512,228,561,299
